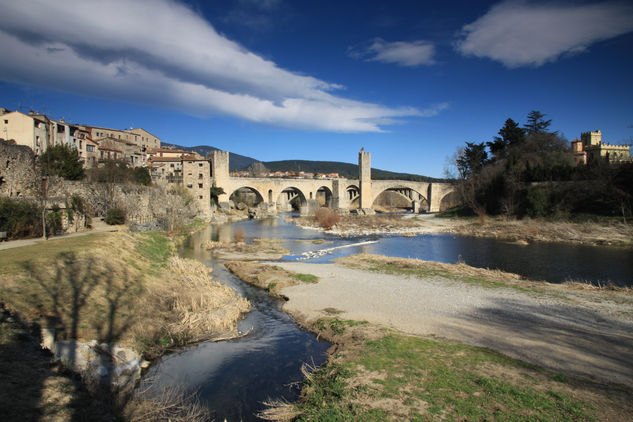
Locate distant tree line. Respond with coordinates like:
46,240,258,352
451,111,633,221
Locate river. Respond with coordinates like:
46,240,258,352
144,214,633,420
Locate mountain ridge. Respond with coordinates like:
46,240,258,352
162,143,447,182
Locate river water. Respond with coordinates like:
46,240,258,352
144,214,633,420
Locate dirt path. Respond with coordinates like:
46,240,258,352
0,220,119,251
275,261,633,387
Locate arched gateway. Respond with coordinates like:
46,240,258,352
180,150,455,218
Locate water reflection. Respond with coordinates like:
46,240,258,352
198,215,633,286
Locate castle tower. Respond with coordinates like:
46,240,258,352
358,150,372,209
211,150,230,204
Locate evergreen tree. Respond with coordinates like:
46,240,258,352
524,110,552,136
487,118,525,160
40,144,85,180
456,142,488,179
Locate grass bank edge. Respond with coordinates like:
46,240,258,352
0,222,250,360
263,317,631,422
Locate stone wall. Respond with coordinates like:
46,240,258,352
0,139,41,198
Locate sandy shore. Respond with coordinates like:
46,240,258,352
275,259,633,387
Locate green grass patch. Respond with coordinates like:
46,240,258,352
135,231,174,270
267,282,277,292
294,273,318,283
296,333,596,421
315,318,369,336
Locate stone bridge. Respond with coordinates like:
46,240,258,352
183,150,455,217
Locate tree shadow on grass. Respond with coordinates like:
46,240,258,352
439,298,633,386
20,251,142,420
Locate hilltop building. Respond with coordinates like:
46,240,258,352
1,107,162,168
572,130,631,165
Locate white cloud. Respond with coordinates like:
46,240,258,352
456,1,633,68
0,0,438,132
350,38,436,67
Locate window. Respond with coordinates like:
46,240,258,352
199,163,203,167
199,196,203,199
87,145,94,152
36,136,40,146
186,184,192,188
198,183,203,188
198,173,203,179
170,164,174,168
3,119,7,124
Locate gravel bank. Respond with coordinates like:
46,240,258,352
276,261,633,387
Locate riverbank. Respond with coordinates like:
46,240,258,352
227,255,633,420
0,228,250,420
293,212,633,247
450,217,633,247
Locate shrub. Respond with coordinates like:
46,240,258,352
46,205,63,236
0,198,41,239
233,226,246,243
315,207,340,229
105,207,126,225
523,186,549,218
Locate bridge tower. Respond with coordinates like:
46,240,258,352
359,150,372,209
211,150,230,205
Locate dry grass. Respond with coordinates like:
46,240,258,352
0,231,251,358
453,217,633,247
336,254,633,298
155,256,251,344
315,207,341,229
295,213,421,232
233,226,246,243
224,261,318,298
124,378,210,422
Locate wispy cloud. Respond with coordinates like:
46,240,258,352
350,38,436,67
456,1,633,68
0,0,438,132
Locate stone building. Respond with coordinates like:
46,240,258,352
183,159,212,218
1,111,50,155
572,130,631,165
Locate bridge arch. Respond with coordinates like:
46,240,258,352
371,182,429,209
372,186,428,212
345,184,360,209
438,190,460,211
228,185,266,208
276,186,308,211
316,185,333,207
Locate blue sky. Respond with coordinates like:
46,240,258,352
1,0,632,177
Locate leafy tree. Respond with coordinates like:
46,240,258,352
487,118,525,160
105,207,126,225
456,142,488,179
40,144,85,180
0,198,42,239
132,167,152,186
210,186,225,206
524,110,552,136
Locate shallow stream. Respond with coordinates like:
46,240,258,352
144,214,633,420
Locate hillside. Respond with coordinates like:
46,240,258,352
263,160,447,182
162,144,444,181
161,143,257,170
